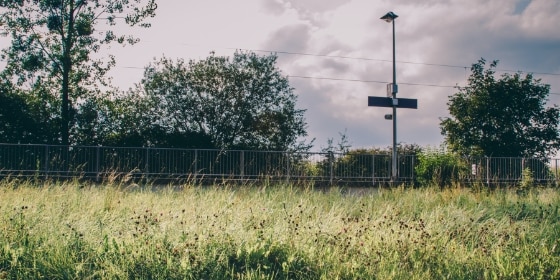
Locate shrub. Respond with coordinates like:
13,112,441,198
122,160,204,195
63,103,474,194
415,148,468,187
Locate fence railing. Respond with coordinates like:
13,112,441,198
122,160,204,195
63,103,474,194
468,157,558,184
0,143,558,185
0,144,412,184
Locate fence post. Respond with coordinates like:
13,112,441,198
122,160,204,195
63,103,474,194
554,159,558,187
329,151,334,185
240,150,245,180
411,155,415,184
44,145,49,178
143,147,150,183
286,152,291,184
372,154,375,185
96,146,100,182
194,149,198,179
521,157,525,182
486,157,490,187
144,147,149,174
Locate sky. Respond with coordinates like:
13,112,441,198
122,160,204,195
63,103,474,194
4,0,560,151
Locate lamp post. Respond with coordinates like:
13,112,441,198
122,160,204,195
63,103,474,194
381,11,398,182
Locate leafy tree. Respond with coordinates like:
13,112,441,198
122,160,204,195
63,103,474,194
132,51,310,151
0,0,157,145
440,59,560,158
0,80,59,143
69,90,180,147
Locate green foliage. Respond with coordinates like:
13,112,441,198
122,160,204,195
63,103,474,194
0,81,60,143
518,168,534,194
319,143,422,180
130,51,310,151
70,92,215,148
415,147,469,187
440,58,560,158
0,0,157,145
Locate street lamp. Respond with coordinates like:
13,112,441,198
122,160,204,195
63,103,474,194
381,11,399,182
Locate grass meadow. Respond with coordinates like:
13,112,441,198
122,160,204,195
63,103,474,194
1,179,559,279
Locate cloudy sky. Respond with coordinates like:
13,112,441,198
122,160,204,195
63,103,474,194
8,0,560,151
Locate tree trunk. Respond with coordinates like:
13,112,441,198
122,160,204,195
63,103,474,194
61,1,75,146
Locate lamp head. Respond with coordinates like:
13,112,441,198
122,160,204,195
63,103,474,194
380,11,398,23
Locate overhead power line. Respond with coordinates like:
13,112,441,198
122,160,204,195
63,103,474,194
241,48,466,69
1,40,559,93
234,47,560,76
287,75,560,96
2,36,559,76
166,43,560,76
1,32,559,76
2,58,559,95
287,75,456,88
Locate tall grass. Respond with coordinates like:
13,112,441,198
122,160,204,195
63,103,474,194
1,179,559,279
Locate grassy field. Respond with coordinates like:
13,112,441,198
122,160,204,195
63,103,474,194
1,179,559,279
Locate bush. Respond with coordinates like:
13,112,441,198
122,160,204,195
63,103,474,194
415,148,468,187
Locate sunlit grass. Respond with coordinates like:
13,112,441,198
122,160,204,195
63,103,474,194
1,179,559,279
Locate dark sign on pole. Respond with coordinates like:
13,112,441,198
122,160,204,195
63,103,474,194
368,96,418,109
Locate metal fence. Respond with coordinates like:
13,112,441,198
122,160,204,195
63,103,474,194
468,157,558,185
0,143,558,185
0,143,413,184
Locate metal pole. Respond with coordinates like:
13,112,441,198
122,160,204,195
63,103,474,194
96,146,100,182
45,145,49,179
372,154,375,185
240,150,244,179
329,151,334,185
286,151,291,184
391,18,398,182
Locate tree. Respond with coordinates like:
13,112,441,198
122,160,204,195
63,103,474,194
0,80,59,143
0,0,157,145
133,51,310,151
440,59,560,158
71,90,216,148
